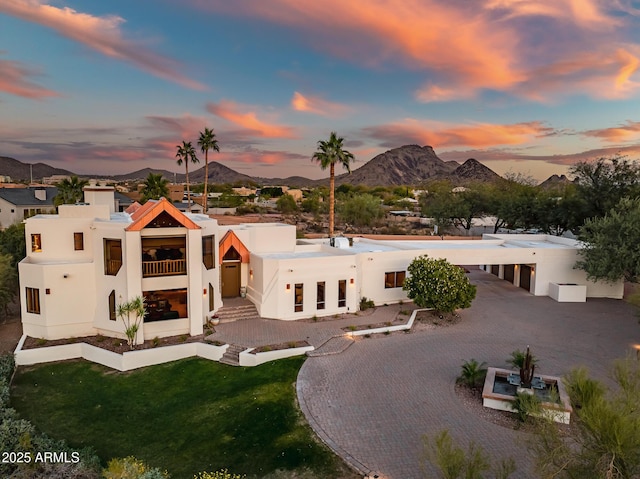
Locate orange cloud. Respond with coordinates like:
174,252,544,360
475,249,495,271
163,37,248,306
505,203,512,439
206,100,296,139
0,58,59,99
0,0,205,91
582,121,640,142
363,120,552,149
291,91,349,116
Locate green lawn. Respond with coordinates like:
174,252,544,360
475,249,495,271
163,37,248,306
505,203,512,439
10,357,349,479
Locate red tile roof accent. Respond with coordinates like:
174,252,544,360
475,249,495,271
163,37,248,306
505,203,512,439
125,197,200,231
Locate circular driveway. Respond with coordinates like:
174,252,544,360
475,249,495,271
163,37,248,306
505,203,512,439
297,270,640,478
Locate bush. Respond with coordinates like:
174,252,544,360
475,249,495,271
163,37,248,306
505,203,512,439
563,367,604,409
403,255,476,313
456,359,487,390
194,470,246,479
0,353,15,383
103,456,169,479
359,296,375,311
512,391,541,423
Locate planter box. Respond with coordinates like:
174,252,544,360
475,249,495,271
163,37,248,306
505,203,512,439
549,283,586,302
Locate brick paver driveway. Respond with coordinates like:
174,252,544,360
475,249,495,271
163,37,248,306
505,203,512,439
297,269,640,479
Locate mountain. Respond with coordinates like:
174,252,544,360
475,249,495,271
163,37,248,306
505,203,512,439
0,156,75,181
331,145,460,186
109,168,177,182
538,174,573,189
451,158,502,183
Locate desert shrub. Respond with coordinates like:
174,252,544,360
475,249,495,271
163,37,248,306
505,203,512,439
456,359,488,390
103,456,169,479
0,353,15,383
194,470,246,479
359,296,375,310
563,367,604,409
512,391,541,423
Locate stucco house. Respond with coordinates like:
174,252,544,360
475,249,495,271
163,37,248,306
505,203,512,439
18,182,623,343
0,186,58,229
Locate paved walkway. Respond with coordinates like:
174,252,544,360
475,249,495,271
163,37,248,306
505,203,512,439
297,270,640,479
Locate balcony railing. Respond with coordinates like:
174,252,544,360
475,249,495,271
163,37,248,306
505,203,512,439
105,259,122,276
142,259,186,277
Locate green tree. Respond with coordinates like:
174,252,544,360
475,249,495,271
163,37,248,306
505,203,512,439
276,193,298,214
576,197,640,283
175,141,199,208
531,359,640,479
0,222,26,267
403,255,476,313
312,131,354,237
570,156,640,228
116,296,146,349
54,176,88,206
198,127,220,211
0,254,17,318
140,173,170,202
338,193,384,227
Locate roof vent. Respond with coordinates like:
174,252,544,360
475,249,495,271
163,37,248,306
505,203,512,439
330,237,350,249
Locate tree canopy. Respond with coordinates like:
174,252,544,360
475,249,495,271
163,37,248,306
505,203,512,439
140,173,170,202
54,176,88,206
576,197,640,283
403,255,476,313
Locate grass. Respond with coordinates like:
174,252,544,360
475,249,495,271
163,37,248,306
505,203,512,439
10,357,349,479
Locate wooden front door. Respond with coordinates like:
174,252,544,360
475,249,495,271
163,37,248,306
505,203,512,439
222,262,241,297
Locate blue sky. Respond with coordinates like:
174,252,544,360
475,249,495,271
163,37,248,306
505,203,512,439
2,0,640,181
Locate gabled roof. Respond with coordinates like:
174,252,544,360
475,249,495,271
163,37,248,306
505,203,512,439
124,201,142,215
219,229,250,264
125,197,200,231
0,186,58,206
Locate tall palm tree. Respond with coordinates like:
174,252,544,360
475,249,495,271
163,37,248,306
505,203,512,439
140,173,170,202
54,176,89,206
197,127,220,212
175,141,199,208
311,131,354,237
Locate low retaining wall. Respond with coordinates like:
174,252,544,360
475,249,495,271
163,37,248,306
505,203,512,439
346,308,426,337
239,345,314,367
14,335,228,372
549,283,587,302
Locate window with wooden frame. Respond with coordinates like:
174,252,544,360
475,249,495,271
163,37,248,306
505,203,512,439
294,283,303,312
103,239,123,276
31,234,42,252
316,281,325,310
338,280,346,308
108,290,116,321
209,283,215,312
384,271,406,288
74,232,84,251
26,287,40,314
202,235,215,270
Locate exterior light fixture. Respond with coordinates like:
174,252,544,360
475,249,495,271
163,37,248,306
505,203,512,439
203,288,207,296
286,283,291,291
350,278,354,285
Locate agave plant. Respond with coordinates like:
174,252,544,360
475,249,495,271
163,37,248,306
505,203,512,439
457,358,488,390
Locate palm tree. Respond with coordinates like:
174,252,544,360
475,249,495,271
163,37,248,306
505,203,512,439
175,141,199,208
197,127,220,212
311,131,354,237
54,176,89,206
140,173,170,202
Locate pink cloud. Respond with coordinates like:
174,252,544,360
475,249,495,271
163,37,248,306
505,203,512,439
581,121,640,142
0,58,59,99
291,91,349,116
363,120,552,149
0,0,206,90
206,100,297,139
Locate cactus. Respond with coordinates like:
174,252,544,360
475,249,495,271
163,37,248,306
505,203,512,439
519,346,536,389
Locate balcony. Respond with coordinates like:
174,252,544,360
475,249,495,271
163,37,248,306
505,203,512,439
142,259,186,278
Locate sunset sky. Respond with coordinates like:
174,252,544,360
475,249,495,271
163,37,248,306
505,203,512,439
2,0,640,182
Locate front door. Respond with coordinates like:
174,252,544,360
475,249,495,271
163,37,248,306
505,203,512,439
222,262,241,297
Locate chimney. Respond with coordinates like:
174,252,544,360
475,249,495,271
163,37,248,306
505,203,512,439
34,189,46,201
83,180,116,214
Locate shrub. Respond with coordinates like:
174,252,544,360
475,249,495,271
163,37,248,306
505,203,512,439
0,353,15,383
103,456,169,479
194,470,246,479
456,359,488,390
512,391,541,423
359,296,375,310
563,367,605,409
152,337,160,348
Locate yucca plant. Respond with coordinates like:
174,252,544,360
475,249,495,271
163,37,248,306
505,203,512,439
457,359,488,390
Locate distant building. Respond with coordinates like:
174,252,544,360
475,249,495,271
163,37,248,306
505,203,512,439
0,175,11,183
0,186,58,228
43,175,71,185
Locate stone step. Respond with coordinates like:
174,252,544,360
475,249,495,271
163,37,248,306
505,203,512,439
215,303,260,323
219,344,246,366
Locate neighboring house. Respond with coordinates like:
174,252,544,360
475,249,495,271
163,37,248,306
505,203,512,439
0,186,58,229
18,182,623,342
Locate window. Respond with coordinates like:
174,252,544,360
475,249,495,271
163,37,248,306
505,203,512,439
104,239,122,276
294,283,303,312
338,280,346,308
209,283,214,312
26,287,40,314
108,290,116,321
74,232,84,251
202,235,215,270
316,281,325,310
384,271,406,288
31,234,42,252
